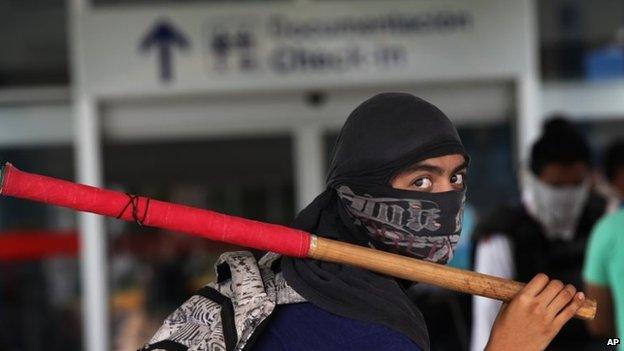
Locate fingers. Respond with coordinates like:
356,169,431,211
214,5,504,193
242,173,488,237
546,284,576,317
521,273,550,297
538,279,565,306
553,292,585,331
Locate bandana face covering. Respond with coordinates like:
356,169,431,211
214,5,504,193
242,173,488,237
523,173,589,241
336,184,466,264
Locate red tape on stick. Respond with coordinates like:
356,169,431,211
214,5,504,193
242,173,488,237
0,163,311,258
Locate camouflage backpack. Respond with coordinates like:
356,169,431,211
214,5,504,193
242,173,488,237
140,251,305,351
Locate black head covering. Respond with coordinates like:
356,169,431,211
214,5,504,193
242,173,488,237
327,92,466,187
604,139,624,182
281,93,468,351
530,117,591,176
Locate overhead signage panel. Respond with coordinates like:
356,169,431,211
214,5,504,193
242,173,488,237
80,0,529,97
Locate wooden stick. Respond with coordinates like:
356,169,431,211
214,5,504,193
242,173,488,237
0,163,596,320
308,236,597,320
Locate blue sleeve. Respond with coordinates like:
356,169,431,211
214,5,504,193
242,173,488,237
346,330,423,351
252,303,422,351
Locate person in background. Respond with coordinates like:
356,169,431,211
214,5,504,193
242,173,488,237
471,117,608,351
583,210,624,343
602,139,624,209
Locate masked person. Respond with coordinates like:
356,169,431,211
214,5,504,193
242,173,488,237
471,118,607,351
143,94,585,351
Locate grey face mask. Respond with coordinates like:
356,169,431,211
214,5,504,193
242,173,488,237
523,173,590,241
336,184,466,264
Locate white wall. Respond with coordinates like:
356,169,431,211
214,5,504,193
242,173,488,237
542,80,624,120
100,82,514,142
0,103,72,147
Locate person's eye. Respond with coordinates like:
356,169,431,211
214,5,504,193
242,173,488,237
450,173,465,186
413,177,433,190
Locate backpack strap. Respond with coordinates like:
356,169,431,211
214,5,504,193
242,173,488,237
138,340,188,351
195,286,237,351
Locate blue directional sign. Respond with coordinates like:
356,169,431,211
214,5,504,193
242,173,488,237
139,19,190,83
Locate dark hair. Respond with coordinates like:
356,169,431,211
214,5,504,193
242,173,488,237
603,139,624,181
530,116,591,175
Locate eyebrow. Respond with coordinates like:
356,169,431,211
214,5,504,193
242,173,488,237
403,160,468,175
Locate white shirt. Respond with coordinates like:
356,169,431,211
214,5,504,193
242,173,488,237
470,234,514,351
